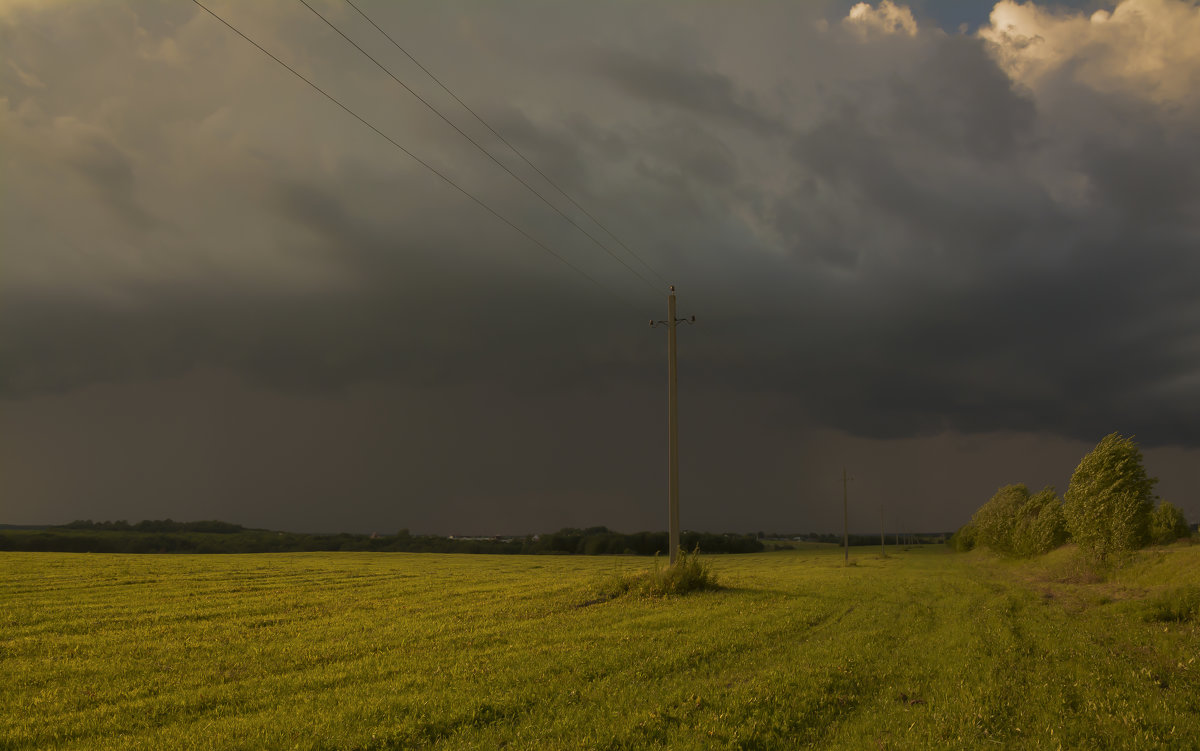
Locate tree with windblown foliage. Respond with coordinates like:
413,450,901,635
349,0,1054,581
971,483,1067,557
1020,486,1069,557
1064,433,1157,566
971,484,1026,555
1149,501,1191,545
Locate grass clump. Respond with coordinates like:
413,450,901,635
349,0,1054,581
1143,585,1200,623
596,547,718,600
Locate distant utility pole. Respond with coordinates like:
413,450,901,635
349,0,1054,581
880,502,886,558
651,285,695,565
842,467,852,566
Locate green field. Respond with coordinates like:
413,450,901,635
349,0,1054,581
3,545,1199,749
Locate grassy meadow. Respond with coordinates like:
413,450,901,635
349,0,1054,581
3,544,1199,749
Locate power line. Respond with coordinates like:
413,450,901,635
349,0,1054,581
343,0,670,290
190,0,631,305
298,0,661,296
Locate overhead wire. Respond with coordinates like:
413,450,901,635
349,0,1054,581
189,0,635,305
296,0,662,297
342,0,670,290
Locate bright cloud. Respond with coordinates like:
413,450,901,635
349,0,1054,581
845,0,919,37
980,0,1200,103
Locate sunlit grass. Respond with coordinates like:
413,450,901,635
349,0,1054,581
2,544,1198,749
596,547,718,600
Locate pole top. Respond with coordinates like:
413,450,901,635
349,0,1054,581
669,284,675,292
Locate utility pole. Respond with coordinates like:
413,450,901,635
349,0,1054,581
842,467,851,566
880,502,886,558
651,285,694,565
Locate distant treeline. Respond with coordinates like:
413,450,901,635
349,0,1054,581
62,519,247,534
0,521,764,555
775,532,947,547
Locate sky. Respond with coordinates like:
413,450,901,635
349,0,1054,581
2,0,1198,536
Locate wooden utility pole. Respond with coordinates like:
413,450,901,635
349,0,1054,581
651,286,694,565
878,503,888,556
842,467,850,566
667,289,680,565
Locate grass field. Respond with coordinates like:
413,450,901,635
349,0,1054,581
3,544,1198,749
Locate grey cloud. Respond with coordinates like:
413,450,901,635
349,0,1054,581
64,128,154,229
786,36,1049,264
592,51,789,138
478,107,608,193
899,35,1036,161
275,180,358,242
1083,132,1200,225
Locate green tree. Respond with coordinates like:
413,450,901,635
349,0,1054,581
971,484,1066,557
1063,433,1157,566
1016,487,1069,557
1149,501,1191,545
972,484,1029,555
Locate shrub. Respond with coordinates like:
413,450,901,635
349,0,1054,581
1149,501,1191,545
949,521,977,552
1064,433,1157,566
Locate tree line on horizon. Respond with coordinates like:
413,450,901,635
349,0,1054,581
950,433,1193,567
0,523,765,556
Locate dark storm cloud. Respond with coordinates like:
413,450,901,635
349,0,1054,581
2,0,1199,471
697,6,1200,448
785,38,1047,261
1084,127,1200,225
